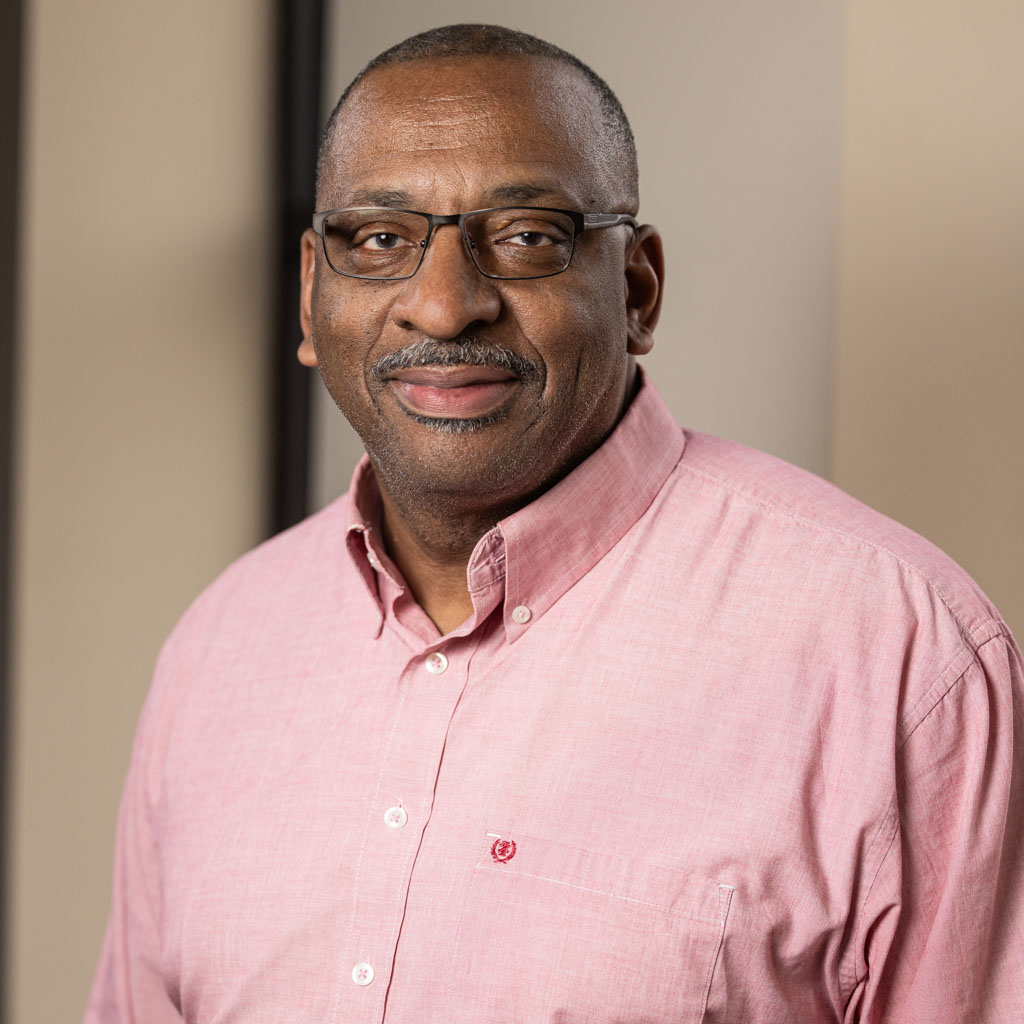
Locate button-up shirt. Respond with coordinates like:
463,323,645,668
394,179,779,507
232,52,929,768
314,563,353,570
86,377,1024,1023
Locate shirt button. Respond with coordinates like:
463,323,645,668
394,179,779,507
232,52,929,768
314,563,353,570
511,604,532,624
424,651,448,674
384,805,408,829
352,962,374,986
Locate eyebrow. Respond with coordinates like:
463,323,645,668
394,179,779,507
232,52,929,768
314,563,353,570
340,182,569,211
346,188,414,208
484,182,566,205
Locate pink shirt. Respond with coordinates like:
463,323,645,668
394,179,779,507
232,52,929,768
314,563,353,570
86,377,1024,1023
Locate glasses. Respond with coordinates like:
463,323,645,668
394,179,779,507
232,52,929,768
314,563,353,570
311,206,638,281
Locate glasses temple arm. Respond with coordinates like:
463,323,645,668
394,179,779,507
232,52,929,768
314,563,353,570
581,213,639,231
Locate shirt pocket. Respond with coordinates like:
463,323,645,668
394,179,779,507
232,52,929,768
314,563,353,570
445,829,734,1024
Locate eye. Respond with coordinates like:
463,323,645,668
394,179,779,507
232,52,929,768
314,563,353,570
509,230,553,247
347,218,422,252
361,232,403,251
492,220,571,247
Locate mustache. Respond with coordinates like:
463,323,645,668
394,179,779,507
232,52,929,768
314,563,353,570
371,338,540,380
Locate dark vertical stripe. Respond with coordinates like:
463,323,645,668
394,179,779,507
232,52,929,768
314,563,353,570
0,0,25,1016
270,0,325,533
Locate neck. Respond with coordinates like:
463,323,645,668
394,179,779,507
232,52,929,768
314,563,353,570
376,480,505,635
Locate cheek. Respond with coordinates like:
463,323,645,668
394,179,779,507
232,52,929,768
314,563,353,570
311,282,392,378
512,273,627,380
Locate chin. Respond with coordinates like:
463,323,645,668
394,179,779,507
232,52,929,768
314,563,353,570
402,411,505,434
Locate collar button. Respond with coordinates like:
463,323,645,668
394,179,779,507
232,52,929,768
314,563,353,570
424,651,448,674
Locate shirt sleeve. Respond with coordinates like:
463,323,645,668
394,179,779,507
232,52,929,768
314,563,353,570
850,630,1024,1022
82,639,185,1024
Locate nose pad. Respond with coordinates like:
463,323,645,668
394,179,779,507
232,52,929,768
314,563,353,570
414,223,485,285
390,223,501,338
422,222,478,273
460,227,481,264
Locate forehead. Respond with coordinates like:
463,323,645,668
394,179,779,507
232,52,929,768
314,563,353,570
319,56,619,209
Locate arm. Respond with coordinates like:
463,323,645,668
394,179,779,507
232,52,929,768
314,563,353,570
83,641,184,1023
850,631,1024,1021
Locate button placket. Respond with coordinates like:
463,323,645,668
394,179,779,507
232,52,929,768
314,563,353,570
340,638,477,1019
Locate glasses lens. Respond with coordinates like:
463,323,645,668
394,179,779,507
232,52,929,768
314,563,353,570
465,208,577,279
321,209,429,278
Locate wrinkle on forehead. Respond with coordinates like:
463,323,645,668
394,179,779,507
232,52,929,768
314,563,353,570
348,72,593,154
359,110,547,154
319,56,625,208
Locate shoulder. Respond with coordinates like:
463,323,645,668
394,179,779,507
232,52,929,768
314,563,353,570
133,493,372,750
152,493,364,683
648,430,1017,739
187,495,350,619
671,430,1008,647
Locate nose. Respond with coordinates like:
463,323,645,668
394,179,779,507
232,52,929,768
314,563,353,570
388,223,501,339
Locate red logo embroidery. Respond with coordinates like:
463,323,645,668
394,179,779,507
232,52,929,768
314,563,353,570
491,837,516,863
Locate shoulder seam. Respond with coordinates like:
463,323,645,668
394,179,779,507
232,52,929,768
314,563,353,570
897,629,1012,748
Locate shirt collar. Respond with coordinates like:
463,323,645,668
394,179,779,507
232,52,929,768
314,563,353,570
344,371,685,641
491,371,684,640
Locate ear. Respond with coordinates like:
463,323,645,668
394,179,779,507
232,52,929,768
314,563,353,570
298,228,319,368
624,225,664,356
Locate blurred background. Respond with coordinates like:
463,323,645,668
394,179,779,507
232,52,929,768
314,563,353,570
1,0,1021,1020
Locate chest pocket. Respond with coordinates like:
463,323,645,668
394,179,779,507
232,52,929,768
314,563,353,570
445,830,734,1024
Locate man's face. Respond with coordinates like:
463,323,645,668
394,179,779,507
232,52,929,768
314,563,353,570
300,55,659,516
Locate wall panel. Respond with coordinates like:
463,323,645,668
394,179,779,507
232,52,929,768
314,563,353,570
833,0,1024,629
7,1,273,1018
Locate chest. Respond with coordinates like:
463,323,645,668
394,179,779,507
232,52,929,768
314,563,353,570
157,586,895,1023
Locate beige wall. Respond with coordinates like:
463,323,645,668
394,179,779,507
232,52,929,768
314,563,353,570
833,1,1024,631
7,1,272,1019
7,2,1023,1020
311,0,845,508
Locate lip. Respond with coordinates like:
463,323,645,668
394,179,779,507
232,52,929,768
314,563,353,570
386,365,517,419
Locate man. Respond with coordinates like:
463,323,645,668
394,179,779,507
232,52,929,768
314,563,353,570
86,24,1023,1023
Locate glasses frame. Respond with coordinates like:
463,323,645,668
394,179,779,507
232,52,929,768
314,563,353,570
310,206,639,281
